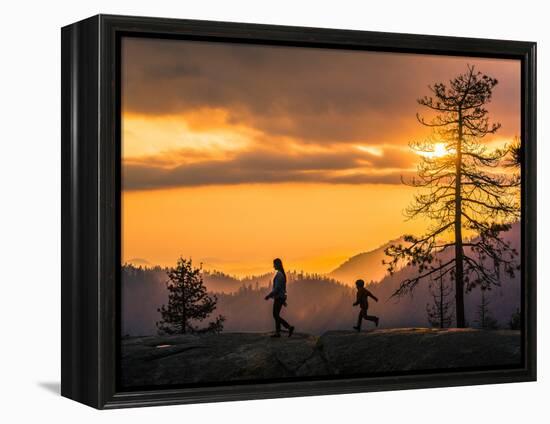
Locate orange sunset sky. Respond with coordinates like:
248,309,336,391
121,37,520,277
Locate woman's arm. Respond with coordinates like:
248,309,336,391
265,272,283,300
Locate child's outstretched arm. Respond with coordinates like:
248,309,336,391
367,290,379,302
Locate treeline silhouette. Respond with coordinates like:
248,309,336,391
122,267,357,335
215,272,356,334
121,224,520,336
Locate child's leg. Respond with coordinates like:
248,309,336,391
356,310,363,330
363,311,379,327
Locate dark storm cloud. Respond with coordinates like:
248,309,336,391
123,147,419,190
122,37,521,143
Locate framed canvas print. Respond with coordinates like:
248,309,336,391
61,14,536,409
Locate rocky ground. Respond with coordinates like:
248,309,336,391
121,328,521,387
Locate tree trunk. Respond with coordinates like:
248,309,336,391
182,279,187,334
455,111,466,328
439,275,444,328
480,291,487,328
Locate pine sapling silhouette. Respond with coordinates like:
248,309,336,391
426,261,454,328
384,65,520,327
508,308,521,330
474,289,499,329
156,257,225,335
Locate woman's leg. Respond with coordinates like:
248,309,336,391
274,299,291,331
278,315,291,330
273,300,282,333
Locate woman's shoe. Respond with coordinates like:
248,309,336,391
288,326,295,337
270,333,281,338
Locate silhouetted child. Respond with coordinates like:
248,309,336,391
352,279,379,331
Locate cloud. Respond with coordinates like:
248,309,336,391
123,146,419,190
121,37,520,190
122,38,521,144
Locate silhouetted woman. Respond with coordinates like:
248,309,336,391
265,258,295,338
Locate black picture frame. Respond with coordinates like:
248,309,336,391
61,14,537,409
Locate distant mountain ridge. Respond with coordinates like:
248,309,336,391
126,257,151,266
328,237,405,286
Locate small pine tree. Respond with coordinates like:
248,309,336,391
474,289,499,329
156,257,225,335
426,262,454,328
508,308,521,330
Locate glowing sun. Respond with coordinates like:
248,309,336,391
418,142,450,159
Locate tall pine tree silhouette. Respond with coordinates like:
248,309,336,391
157,257,225,334
384,65,520,327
